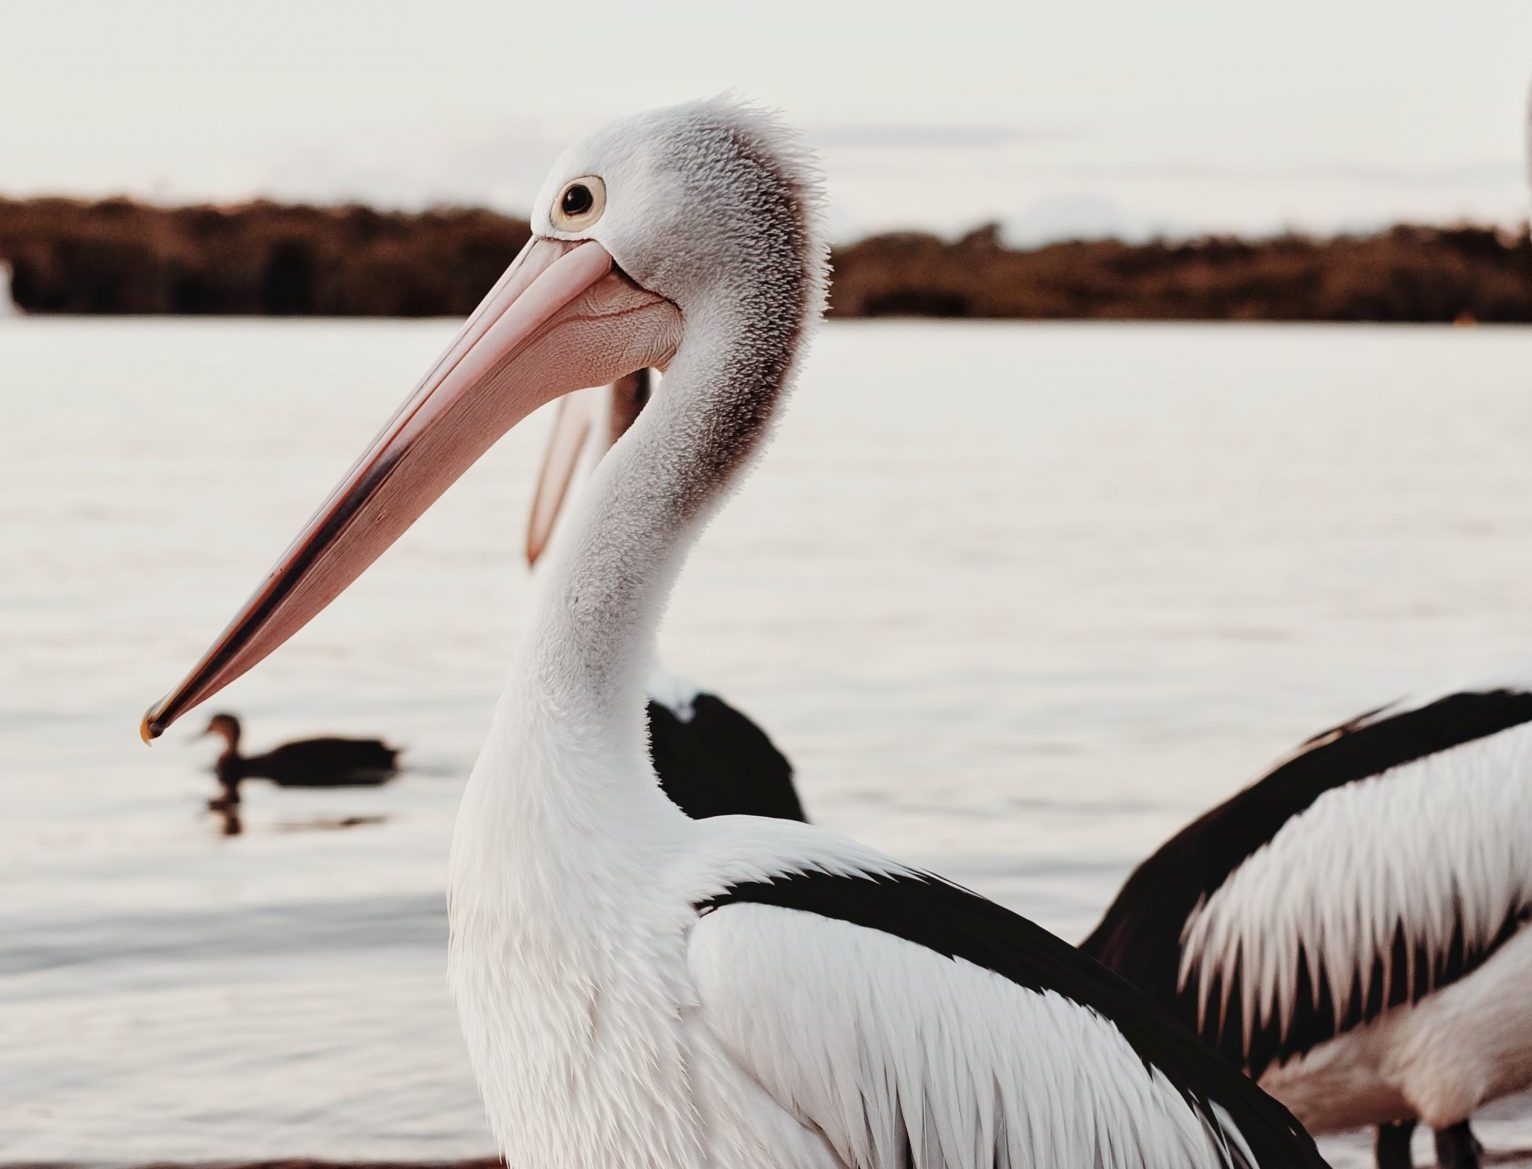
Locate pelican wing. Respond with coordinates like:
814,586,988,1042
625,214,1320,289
1084,685,1532,1075
688,867,1321,1169
648,693,805,822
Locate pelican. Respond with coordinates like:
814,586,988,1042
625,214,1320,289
1084,680,1532,1169
141,98,1324,1169
527,369,805,823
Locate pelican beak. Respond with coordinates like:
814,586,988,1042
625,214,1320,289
140,237,682,742
526,370,653,568
524,387,599,568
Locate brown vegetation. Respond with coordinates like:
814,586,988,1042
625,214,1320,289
2,198,1530,322
0,198,528,316
834,223,1532,322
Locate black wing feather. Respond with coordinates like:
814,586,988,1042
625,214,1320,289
699,869,1327,1169
647,693,806,822
1084,688,1532,1073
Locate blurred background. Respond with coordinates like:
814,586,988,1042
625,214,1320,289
3,3,1531,1166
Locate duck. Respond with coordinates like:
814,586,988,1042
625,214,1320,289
201,712,400,804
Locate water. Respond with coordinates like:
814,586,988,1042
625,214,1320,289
3,318,1531,1166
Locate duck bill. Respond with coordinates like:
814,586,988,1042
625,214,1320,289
141,236,681,742
525,370,653,567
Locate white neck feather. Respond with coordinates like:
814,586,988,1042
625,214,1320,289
460,301,801,848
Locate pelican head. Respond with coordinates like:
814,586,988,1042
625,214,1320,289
141,97,826,740
532,100,825,316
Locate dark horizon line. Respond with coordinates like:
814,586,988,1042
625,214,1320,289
3,196,1530,323
2,190,1527,252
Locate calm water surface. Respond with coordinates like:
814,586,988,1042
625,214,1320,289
3,319,1531,1165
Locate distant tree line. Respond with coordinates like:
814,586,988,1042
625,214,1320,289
2,198,1530,322
0,198,527,316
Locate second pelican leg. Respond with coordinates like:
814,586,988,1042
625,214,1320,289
1376,1118,1417,1169
1433,1119,1480,1169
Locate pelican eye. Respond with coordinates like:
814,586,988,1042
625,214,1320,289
551,175,606,231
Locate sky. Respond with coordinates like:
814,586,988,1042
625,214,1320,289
6,0,1531,243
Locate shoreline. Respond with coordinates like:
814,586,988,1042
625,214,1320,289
2,197,1529,323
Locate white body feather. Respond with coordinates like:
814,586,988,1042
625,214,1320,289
689,901,1245,1169
1261,924,1532,1131
449,699,1260,1169
1176,707,1532,1132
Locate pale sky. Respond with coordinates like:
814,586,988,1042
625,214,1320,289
7,0,1530,242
